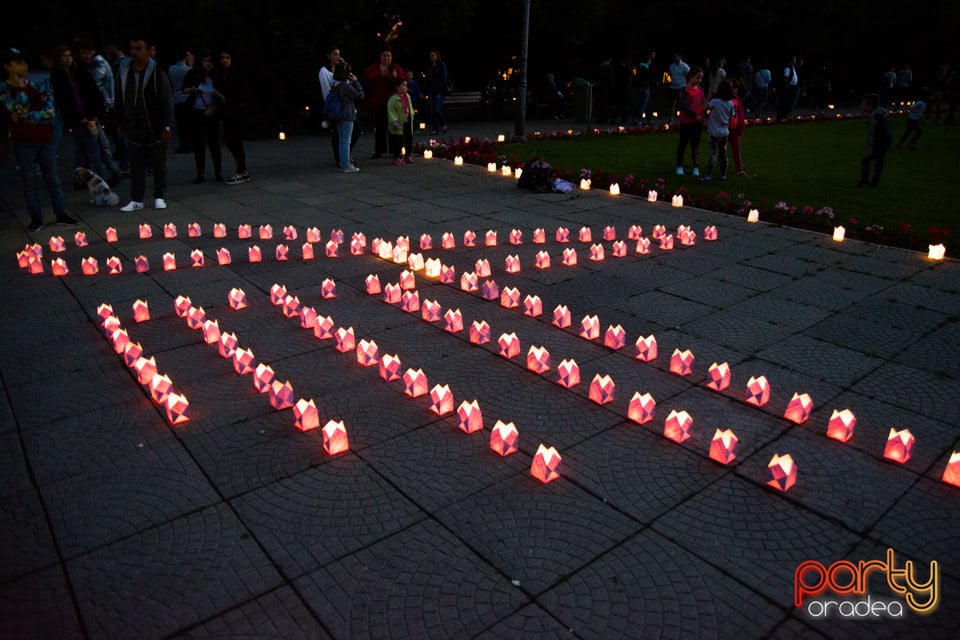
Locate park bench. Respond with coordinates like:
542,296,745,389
443,91,485,118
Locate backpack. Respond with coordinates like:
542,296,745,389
323,85,344,121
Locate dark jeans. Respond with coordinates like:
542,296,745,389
859,146,888,187
633,88,651,121
389,121,413,159
223,116,247,174
12,141,65,225
126,137,168,201
705,134,729,178
70,125,105,177
676,122,702,167
331,119,361,165
373,105,389,156
191,110,222,177
429,94,446,132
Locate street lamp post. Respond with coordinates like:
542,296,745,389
513,0,530,141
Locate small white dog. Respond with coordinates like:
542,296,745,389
74,167,119,207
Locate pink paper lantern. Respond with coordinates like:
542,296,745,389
532,251,549,270
456,400,484,433
460,272,479,292
162,252,176,271
96,303,114,323
470,320,490,344
281,295,301,318
474,258,491,278
330,228,344,244
556,359,580,388
883,428,914,464
424,258,441,277
463,230,476,247
238,224,252,239
50,258,68,276
394,235,410,252
552,304,571,328
401,290,420,313
526,345,551,374
635,237,651,254
628,391,656,424
704,226,718,241
611,240,627,257
74,231,88,247
490,420,519,456
228,288,248,310
379,354,402,381
109,328,130,353
184,306,205,330
190,249,205,268
81,256,99,275
299,305,318,329
103,315,121,337
213,223,227,238
201,319,220,344
523,295,542,317
784,393,814,424
188,222,201,238
149,373,173,404
561,247,577,266
383,283,402,304
313,316,335,340
485,230,497,246
826,409,856,443
504,254,521,273
275,244,289,261
306,227,322,243
651,225,666,240
578,226,593,243
269,283,287,305
709,429,739,465
441,232,455,249
218,331,238,359
498,332,520,359
174,295,192,317
259,224,273,240
133,299,150,323
371,237,383,255
509,229,523,245
500,286,520,308
419,233,433,250
444,308,463,332
293,398,320,431
531,444,562,483
745,375,771,406
579,315,600,340
403,368,429,397
941,452,960,488
268,379,295,410
364,274,381,295
670,348,695,376
589,374,615,405
282,225,297,241
602,225,616,241
706,362,731,391
532,228,546,243
139,223,152,239
767,454,797,492
233,348,256,375
634,335,658,361
589,244,605,261
248,245,262,263
335,327,356,352
165,392,190,425
321,278,337,299
440,264,456,284
349,237,364,255
122,341,143,367
680,228,697,246
105,227,118,242
664,409,693,443
399,270,415,290
407,253,424,271
555,227,569,243
603,324,625,350
325,240,339,258
659,234,674,250
134,356,157,385
217,248,232,265
627,224,643,240
322,420,350,455
429,384,454,415
302,242,315,261
163,223,177,239
356,339,380,366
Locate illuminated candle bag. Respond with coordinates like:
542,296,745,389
379,354,402,382
531,444,562,483
498,332,521,359
238,224,252,239
784,392,813,424
514,167,523,179
268,379,295,410
561,247,577,266
942,452,960,488
579,315,600,340
500,286,520,308
421,299,442,322
306,227,321,243
281,294,301,318
443,308,463,333
106,227,118,242
463,230,477,247
248,245,262,263
706,362,730,391
418,233,433,250
487,162,497,173
299,305,317,329
122,341,143,368
603,226,616,241
826,409,856,443
460,272,479,292
456,400,484,434
293,399,320,431
50,258,68,276
647,190,658,203
504,254,521,273
475,258,491,277
429,384,454,415
133,356,157,385
270,283,287,305
217,248,232,265
109,328,130,354
580,178,591,190
745,375,770,406
188,222,201,238
322,420,350,455
589,374,616,405
589,244,605,261
228,288,248,310
533,227,546,243
25,256,43,274
490,420,519,456
526,345,551,374
356,339,380,366
832,226,845,242
163,223,177,238
382,283,402,304
623,225,640,241
282,225,297,241
670,349,695,376
191,249,205,267
635,237,651,254
96,302,114,322
556,226,570,243
335,327,356,352
408,253,424,271
132,299,150,323
391,245,407,265
611,240,627,257
149,374,173,404
139,223,153,239
671,194,683,208
470,320,491,345
552,304,571,328
399,269,415,290
321,278,337,299
709,429,739,465
330,228,344,244
535,251,551,269
634,335,658,361
401,290,420,313
423,148,433,159
275,244,289,261
704,226,718,241
509,229,523,245
174,295,192,317
165,392,190,425
453,155,464,165
578,227,593,243
186,306,206,330
213,223,227,238
651,225,666,240
747,209,759,223
440,264,456,284
766,454,797,492
523,295,542,317
403,368,429,398
313,316,335,340
883,428,914,464
233,347,256,375
485,230,497,246
928,244,946,260
424,258,441,278
658,234,674,250
679,228,696,246
604,324,626,350
556,359,580,388
259,224,273,240
202,319,220,344
74,231,88,247
218,332,238,359
326,240,339,258
627,392,656,424
365,274,381,295
441,232,456,249
163,252,177,271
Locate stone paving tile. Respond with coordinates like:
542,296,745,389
645,327,753,378
537,528,785,639
756,334,886,387
472,602,575,639
766,618,831,639
230,454,425,578
171,585,332,639
617,289,717,327
836,252,931,280
0,394,14,435
434,474,642,596
651,474,861,608
682,307,797,354
892,320,960,379
906,263,960,291
851,361,960,426
68,503,284,639
0,431,31,499
294,518,529,638
802,310,929,357
878,281,960,316
659,275,760,310
0,565,84,639
709,262,797,292
743,252,820,278
0,488,59,584
173,370,290,435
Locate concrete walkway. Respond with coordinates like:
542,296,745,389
1,120,958,639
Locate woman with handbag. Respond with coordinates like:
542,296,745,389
183,50,223,183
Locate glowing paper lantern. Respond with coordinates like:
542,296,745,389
628,224,643,240
132,299,150,323
149,374,173,404
651,225,666,240
671,195,683,208
489,420,519,456
96,303,114,323
322,420,349,455
257,366,281,400
313,316,335,340
664,409,693,443
526,345,551,374
826,409,856,442
485,230,497,246
578,227,593,243
928,244,946,260
299,305,317,329
470,320,490,344
487,162,497,173
504,254,520,273
160,252,175,271
456,400,484,433
270,284,287,305
139,223,152,239
589,374,615,405
163,223,177,238
356,339,380,366
579,315,600,340
164,392,190,425
440,264,456,284
213,223,227,238
562,247,577,266
129,255,148,273
635,237,651,254
784,392,813,424
679,229,696,246
552,304,571,328
706,362,730,391
579,178,591,190
627,392,656,424
603,226,616,241
106,227,118,242
334,327,356,352
941,452,960,488
282,225,297,241
321,278,337,299
202,319,220,344
421,299,442,322
423,149,433,159
401,290,420,313
217,248,232,265
27,256,44,274
443,308,463,333
514,167,522,179
259,224,273,240
509,229,523,245
188,222,201,238
463,230,476,247
535,251,551,269
747,209,759,223
556,227,569,243
611,240,627,257
709,429,739,464
659,234,674,250
460,272,479,292
74,231,88,247
233,348,256,374
238,224,252,239
379,354,402,381
186,306,206,330
589,244,605,261
745,375,770,406
248,245,262,263
228,288,248,310
475,258,491,278
50,258,68,276
174,295,192,317
275,244,289,261
634,335,658,361
832,226,845,242
767,454,797,492
383,283,402,304
293,399,320,431
441,232,456,249
133,356,157,385
330,229,344,244
429,384,454,415
500,286,520,308
391,245,407,264
647,190,658,203
408,253,424,271
120,341,141,368
531,444,562,483
403,368,429,398
364,274,381,295
190,249,205,268
883,428,914,463
424,258,441,278
556,359,580,388
217,331,238,358
281,295,301,318
670,349,695,376
306,227,321,243
268,379,294,410
498,332,520,359
603,324,625,350
533,228,546,243
704,226,718,241
523,295,542,317
417,233,433,250
109,328,130,353
399,270,415,290
325,240,339,258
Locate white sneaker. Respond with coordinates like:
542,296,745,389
675,167,684,176
340,165,360,173
120,201,144,212
154,198,167,210
692,167,700,177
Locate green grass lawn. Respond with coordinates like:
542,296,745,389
506,116,958,249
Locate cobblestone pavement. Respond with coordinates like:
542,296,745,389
1,120,958,639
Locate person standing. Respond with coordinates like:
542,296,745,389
217,50,251,184
75,40,120,183
896,89,927,149
667,53,690,122
182,51,223,184
115,35,175,211
752,63,771,113
1,47,77,231
631,53,653,124
728,78,748,176
387,77,414,165
363,49,404,159
424,50,447,134
777,56,799,119
50,45,110,183
701,79,735,181
319,44,361,167
857,93,892,188
332,61,363,173
168,48,194,153
675,65,705,176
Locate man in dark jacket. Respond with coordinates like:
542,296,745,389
114,35,175,210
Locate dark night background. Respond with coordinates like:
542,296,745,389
7,0,960,129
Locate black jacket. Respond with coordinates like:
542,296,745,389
114,57,175,142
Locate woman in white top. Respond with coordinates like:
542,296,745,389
183,50,223,183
